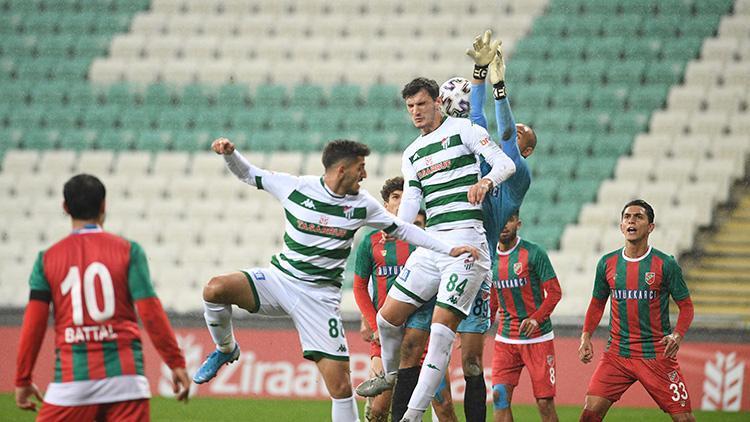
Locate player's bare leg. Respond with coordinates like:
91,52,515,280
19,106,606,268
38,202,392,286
203,272,258,313
402,307,461,421
670,412,696,422
459,332,487,422
367,357,392,422
317,358,360,422
579,395,612,422
493,384,514,422
431,374,458,422
536,397,558,422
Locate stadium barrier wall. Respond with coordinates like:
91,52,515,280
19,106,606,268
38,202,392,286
3,327,748,412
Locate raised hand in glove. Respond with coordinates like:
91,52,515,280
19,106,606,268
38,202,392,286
489,41,506,85
466,29,500,80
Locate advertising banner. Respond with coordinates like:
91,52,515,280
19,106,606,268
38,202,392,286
2,326,747,411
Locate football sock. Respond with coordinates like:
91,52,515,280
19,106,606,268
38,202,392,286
332,395,360,422
377,312,404,380
203,301,235,353
407,323,455,413
391,366,420,421
464,374,487,422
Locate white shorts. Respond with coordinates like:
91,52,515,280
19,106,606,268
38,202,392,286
241,267,349,362
389,228,491,317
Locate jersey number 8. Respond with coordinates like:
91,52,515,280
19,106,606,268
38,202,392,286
61,262,115,325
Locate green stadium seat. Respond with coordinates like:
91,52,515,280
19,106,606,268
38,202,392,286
113,0,150,14
628,85,668,110
555,133,595,155
193,109,229,131
567,60,607,85
254,84,287,108
23,13,59,34
622,38,662,61
156,109,191,132
135,131,173,151
557,179,600,204
548,0,583,15
694,0,732,15
591,134,632,158
343,109,380,132
533,156,576,180
366,84,399,109
269,108,304,130
533,110,573,133
609,111,649,135
60,129,98,150
179,84,214,109
74,35,110,58
58,13,97,35
34,35,74,58
585,37,624,61
681,15,721,38
661,37,703,61
17,58,56,81
589,84,627,112
329,84,362,109
642,16,681,38
515,84,551,109
218,84,249,108
574,113,611,135
43,107,79,130
120,108,156,130
572,156,617,180
304,109,344,132
30,85,65,106
646,61,685,86
606,61,646,85
600,14,643,37
23,129,59,150
544,202,581,226
11,105,46,129
530,60,570,85
505,59,532,84
565,16,602,37
551,84,590,110
627,0,657,15
81,105,120,130
91,14,133,34
656,0,692,16
531,15,567,37
523,224,563,250
98,130,136,150
512,37,551,60
64,84,95,106
526,178,559,203
144,84,175,107
580,0,619,15
290,84,325,108
173,131,211,152
229,109,270,132
104,82,138,106
547,40,585,61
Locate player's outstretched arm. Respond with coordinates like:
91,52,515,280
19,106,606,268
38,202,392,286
466,29,497,129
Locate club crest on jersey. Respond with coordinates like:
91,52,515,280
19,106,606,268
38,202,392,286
464,256,475,270
547,355,554,366
319,215,329,225
343,205,354,219
645,272,655,285
381,249,387,256
425,156,433,166
441,137,450,149
668,370,679,383
513,262,523,276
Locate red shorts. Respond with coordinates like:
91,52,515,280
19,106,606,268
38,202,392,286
587,352,692,414
38,398,150,422
491,339,556,398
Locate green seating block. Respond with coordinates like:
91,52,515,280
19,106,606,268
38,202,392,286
642,16,681,38
606,61,646,85
568,60,607,85
533,110,573,133
557,179,600,204
254,84,287,107
230,109,270,131
551,84,590,110
135,131,172,151
609,111,649,135
565,16,602,37
591,134,632,158
661,37,703,61
366,84,399,109
98,130,137,150
628,85,668,110
60,129,98,150
144,83,175,107
23,129,59,150
580,0,618,15
218,84,249,108
622,38,662,61
515,84,551,109
156,109,191,132
585,37,624,61
329,84,362,109
290,84,325,108
572,157,617,180
531,15,567,37
554,133,594,156
656,0,692,16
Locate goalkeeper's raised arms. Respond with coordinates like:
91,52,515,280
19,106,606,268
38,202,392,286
466,29,500,80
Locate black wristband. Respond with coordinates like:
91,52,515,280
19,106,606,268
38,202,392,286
473,64,488,80
492,81,506,100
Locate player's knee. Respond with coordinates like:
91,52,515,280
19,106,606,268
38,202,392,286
462,356,483,377
400,337,425,366
579,409,603,422
492,384,510,410
326,377,353,399
202,276,226,302
368,400,389,418
670,412,695,422
536,398,555,415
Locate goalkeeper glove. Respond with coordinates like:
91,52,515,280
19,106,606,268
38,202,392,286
489,42,507,100
466,29,500,80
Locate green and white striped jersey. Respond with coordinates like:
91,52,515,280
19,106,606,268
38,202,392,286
223,151,452,288
401,116,515,232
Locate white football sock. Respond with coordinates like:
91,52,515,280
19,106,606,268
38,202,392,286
332,395,360,422
376,312,404,380
406,323,455,413
203,301,235,353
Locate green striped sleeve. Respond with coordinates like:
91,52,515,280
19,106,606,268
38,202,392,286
128,241,157,300
354,232,374,279
592,256,610,300
28,251,50,292
531,244,556,282
665,256,690,301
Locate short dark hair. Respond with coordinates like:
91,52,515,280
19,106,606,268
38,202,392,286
321,139,370,170
380,177,404,202
402,77,440,100
621,199,655,223
63,174,106,220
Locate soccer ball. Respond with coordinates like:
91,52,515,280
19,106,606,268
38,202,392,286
439,77,471,118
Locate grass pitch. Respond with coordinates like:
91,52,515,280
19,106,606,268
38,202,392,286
2,394,747,421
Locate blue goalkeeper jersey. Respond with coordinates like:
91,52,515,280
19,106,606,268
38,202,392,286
470,83,532,259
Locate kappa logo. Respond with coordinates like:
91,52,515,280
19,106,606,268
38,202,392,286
426,364,439,370
337,344,347,353
319,215,329,225
343,205,354,219
301,198,316,209
668,370,679,383
645,272,656,285
448,296,458,305
513,262,523,276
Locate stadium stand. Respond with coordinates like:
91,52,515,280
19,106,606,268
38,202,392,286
0,0,747,321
